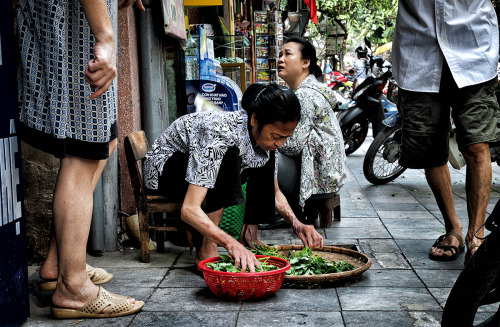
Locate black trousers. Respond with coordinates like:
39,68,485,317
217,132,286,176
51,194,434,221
157,148,275,224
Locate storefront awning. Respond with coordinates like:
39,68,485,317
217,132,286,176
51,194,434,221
184,0,222,6
374,42,392,55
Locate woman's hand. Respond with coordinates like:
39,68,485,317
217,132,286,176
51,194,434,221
85,41,116,99
119,0,145,11
292,221,324,248
225,239,261,273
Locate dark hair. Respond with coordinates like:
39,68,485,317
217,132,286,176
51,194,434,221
241,83,301,131
284,37,322,78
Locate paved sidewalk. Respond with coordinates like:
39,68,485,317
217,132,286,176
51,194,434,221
23,137,500,327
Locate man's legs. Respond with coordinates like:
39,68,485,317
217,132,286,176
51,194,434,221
461,143,491,256
426,164,463,258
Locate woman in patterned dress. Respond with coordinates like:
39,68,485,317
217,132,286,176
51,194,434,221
276,37,347,227
144,84,324,272
18,0,144,319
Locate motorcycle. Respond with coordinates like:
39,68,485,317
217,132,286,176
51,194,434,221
338,67,397,156
363,111,500,185
362,112,406,184
337,36,397,156
329,71,353,98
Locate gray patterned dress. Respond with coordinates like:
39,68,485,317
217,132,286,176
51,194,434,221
17,0,117,156
279,74,347,206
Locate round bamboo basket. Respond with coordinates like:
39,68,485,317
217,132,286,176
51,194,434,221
276,245,371,283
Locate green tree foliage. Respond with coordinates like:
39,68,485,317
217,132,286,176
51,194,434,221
313,0,398,48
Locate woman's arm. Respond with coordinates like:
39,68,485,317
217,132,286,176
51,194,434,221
279,89,315,155
274,179,324,248
181,184,260,272
79,0,116,99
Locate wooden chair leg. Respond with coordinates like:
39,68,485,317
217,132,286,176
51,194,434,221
317,194,341,227
332,194,341,221
138,211,150,263
153,213,165,253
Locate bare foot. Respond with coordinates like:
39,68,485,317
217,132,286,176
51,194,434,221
465,235,484,259
238,224,267,249
195,237,219,265
39,258,58,280
429,230,463,259
51,273,135,310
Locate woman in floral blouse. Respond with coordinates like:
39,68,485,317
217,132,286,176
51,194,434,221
144,84,324,272
277,37,347,227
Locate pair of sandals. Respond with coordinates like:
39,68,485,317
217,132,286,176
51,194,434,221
39,264,144,319
429,231,481,264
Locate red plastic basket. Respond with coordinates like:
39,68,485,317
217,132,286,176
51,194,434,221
197,255,291,300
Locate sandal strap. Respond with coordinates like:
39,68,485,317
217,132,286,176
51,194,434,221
446,231,465,250
78,287,133,315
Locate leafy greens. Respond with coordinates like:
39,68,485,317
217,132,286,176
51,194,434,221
206,254,279,273
251,245,356,275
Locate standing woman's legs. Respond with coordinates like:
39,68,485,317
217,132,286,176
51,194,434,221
50,140,130,309
50,155,101,309
39,140,117,281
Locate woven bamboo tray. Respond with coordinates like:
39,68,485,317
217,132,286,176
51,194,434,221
276,245,371,283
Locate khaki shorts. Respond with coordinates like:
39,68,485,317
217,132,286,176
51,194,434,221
398,64,500,169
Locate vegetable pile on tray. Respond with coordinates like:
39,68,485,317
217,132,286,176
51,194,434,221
206,254,279,273
250,245,356,275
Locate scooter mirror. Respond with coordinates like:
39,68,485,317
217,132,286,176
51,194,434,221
364,36,372,50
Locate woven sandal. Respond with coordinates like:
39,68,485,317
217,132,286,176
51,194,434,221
51,286,144,319
428,231,465,262
39,264,114,291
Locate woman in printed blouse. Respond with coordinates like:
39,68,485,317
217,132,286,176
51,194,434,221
144,84,324,272
276,37,347,227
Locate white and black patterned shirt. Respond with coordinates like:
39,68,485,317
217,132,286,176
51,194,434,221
393,0,499,92
144,110,276,190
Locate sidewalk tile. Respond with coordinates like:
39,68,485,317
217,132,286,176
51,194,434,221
343,311,442,327
130,312,237,327
337,287,440,311
145,288,241,312
343,269,424,287
240,288,340,312
237,311,344,327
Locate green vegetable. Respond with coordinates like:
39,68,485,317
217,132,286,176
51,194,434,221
250,245,356,275
249,244,286,259
206,254,278,273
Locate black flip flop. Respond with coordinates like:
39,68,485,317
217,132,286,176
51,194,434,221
429,231,465,262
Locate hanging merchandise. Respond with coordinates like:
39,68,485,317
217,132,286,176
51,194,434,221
199,27,216,77
254,10,284,85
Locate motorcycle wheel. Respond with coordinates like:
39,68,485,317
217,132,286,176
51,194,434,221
342,117,369,156
363,125,407,185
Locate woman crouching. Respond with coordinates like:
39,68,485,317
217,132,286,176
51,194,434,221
143,83,324,272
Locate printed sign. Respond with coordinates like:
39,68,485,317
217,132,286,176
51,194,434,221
161,0,187,41
186,77,241,113
0,2,30,325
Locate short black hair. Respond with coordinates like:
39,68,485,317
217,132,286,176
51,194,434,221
241,83,301,131
284,37,322,78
